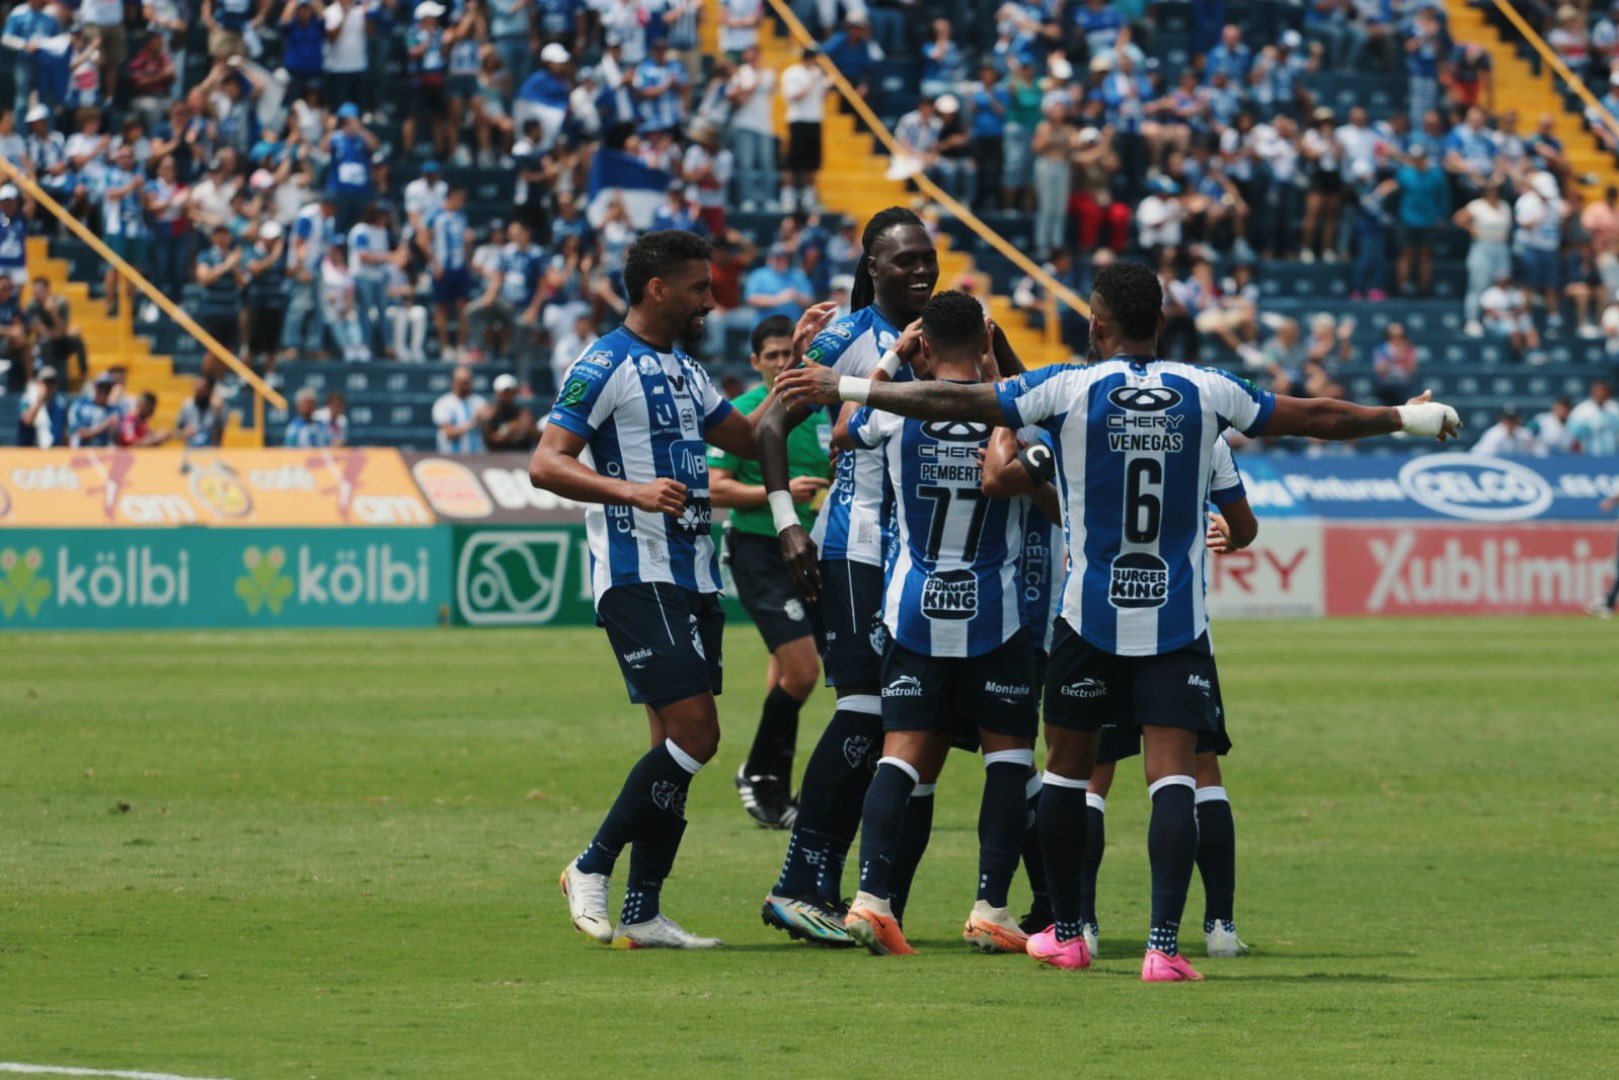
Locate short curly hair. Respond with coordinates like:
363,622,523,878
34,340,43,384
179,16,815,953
1092,260,1163,344
920,290,986,355
623,229,713,306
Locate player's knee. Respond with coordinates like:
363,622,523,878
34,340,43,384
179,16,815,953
777,656,819,699
1194,752,1222,788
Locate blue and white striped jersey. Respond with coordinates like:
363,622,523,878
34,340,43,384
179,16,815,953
1017,430,1062,655
547,326,736,604
848,402,1023,658
1208,436,1244,507
803,305,903,567
996,358,1274,657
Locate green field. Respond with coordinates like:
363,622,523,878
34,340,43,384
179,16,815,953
3,620,1617,1078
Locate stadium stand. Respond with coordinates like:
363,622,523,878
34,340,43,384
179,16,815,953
1,0,1618,453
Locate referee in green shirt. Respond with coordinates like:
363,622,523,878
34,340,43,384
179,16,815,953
710,315,833,829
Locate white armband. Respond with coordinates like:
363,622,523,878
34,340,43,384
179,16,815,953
768,489,800,533
838,376,872,404
875,349,902,378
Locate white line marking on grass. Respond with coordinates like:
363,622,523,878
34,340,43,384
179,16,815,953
0,1064,231,1080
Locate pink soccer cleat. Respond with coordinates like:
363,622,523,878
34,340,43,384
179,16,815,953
1026,926,1092,970
1142,949,1204,982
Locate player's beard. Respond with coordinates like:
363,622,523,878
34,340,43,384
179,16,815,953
679,310,708,353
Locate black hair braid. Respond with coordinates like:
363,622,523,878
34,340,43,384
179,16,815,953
849,206,924,311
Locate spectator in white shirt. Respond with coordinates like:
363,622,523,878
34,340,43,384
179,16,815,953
1479,270,1541,359
726,46,777,210
1473,406,1544,457
1529,397,1575,453
432,364,489,453
1568,380,1619,455
780,47,826,212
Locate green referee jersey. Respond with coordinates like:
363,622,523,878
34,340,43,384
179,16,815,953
707,383,833,537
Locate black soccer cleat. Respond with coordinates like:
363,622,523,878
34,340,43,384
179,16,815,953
761,893,856,947
736,765,797,829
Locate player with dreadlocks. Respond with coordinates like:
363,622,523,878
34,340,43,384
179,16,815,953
750,207,939,945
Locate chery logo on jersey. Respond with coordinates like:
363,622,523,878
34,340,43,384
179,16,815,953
921,419,990,443
921,568,979,620
1396,454,1555,523
1109,551,1169,608
1108,385,1183,412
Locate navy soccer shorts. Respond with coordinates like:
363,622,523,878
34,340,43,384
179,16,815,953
819,558,885,689
1043,619,1220,737
597,582,724,709
879,629,1039,744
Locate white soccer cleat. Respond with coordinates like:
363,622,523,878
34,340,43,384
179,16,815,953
612,913,724,950
560,861,614,943
1204,921,1251,958
1082,921,1100,958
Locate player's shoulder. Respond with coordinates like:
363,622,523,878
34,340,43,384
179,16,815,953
1161,360,1268,399
805,307,883,367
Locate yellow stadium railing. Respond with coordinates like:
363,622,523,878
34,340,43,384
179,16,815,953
760,0,1092,327
1492,0,1619,148
0,155,287,412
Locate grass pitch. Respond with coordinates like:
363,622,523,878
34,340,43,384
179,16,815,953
2,620,1617,1078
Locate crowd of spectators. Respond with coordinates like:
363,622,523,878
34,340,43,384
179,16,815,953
2,0,1619,456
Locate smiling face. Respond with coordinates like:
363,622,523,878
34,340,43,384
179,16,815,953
870,223,939,322
649,258,717,343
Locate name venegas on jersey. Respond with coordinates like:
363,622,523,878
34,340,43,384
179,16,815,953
1106,384,1185,453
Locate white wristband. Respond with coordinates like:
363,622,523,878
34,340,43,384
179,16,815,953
838,376,873,404
1395,402,1458,437
875,349,902,378
768,489,800,533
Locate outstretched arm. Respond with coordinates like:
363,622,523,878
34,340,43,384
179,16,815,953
776,362,1006,425
1259,393,1460,442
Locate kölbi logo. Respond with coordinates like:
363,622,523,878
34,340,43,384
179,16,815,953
0,545,190,616
236,543,430,615
1396,453,1554,523
457,530,571,626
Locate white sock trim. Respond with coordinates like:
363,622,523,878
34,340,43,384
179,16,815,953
912,782,937,797
1085,792,1106,813
984,748,1035,768
838,694,882,717
663,738,702,775
1147,774,1196,799
877,756,921,784
1025,773,1043,800
1041,770,1089,791
1194,785,1229,806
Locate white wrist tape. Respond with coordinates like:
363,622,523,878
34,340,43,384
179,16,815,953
875,349,902,378
1395,402,1457,437
768,489,800,533
838,376,872,404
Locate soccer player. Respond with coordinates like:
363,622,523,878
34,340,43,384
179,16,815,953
750,207,942,946
708,314,833,828
530,230,768,950
836,291,1038,957
775,259,1461,980
1082,438,1256,961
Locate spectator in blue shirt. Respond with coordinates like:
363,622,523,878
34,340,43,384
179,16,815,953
920,18,963,98
1405,6,1446,127
68,374,121,448
970,65,1011,209
1395,143,1449,297
1205,23,1252,85
2,0,62,116
1443,106,1499,202
822,10,883,97
743,244,814,322
1073,0,1126,61
279,0,326,99
284,387,333,447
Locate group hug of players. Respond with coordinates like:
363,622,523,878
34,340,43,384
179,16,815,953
530,210,1461,981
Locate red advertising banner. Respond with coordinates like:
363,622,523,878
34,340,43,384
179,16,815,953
1324,524,1619,616
1205,520,1325,618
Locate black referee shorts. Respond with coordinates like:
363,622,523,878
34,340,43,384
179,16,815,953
727,529,825,653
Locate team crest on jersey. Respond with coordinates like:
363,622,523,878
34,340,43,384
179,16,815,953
636,355,661,376
921,419,990,442
921,569,978,620
1108,385,1182,412
842,733,874,766
651,780,688,818
868,616,888,655
1108,551,1169,609
783,598,805,622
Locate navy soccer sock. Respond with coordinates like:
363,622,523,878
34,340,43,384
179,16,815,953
1079,794,1106,926
978,751,1035,908
889,783,935,924
577,739,700,879
1147,775,1198,957
1037,772,1090,942
1195,786,1236,928
855,757,918,901
1020,773,1050,920
772,698,880,898
745,686,803,779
